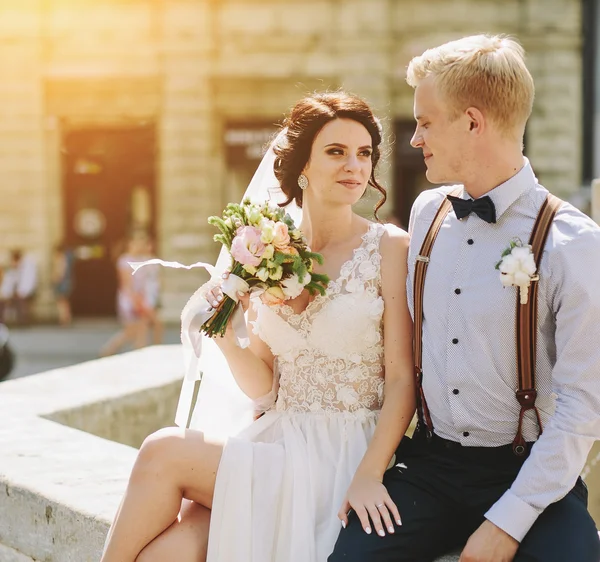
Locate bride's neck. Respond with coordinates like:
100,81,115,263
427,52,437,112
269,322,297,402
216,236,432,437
299,204,356,252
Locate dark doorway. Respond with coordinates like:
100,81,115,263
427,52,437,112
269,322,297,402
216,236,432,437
392,120,431,229
62,125,156,317
222,120,280,205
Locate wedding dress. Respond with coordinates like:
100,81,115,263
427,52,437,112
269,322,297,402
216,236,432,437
206,221,387,562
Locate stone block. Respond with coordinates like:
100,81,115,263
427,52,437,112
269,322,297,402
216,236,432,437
0,543,35,562
0,346,184,561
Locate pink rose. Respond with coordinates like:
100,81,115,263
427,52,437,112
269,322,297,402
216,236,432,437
230,226,266,267
273,222,291,250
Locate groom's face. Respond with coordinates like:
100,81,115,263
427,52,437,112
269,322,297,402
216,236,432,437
410,75,473,184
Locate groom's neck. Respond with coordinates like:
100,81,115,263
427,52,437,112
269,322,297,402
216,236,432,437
462,144,525,199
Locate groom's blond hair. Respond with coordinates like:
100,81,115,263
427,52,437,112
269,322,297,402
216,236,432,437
406,34,534,138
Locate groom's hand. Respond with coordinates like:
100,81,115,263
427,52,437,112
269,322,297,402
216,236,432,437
338,474,401,537
459,520,519,562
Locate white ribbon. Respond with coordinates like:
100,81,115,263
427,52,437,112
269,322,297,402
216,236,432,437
130,259,251,428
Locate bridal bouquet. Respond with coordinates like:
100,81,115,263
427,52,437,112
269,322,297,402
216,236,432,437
202,199,329,338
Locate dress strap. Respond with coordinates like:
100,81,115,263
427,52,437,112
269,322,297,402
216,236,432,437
334,222,385,294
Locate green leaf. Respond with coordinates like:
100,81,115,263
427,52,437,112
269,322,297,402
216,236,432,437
301,251,324,265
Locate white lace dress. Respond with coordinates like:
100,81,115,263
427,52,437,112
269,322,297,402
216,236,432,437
207,222,386,562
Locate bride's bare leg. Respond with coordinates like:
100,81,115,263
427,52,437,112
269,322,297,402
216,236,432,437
101,427,222,562
136,500,210,562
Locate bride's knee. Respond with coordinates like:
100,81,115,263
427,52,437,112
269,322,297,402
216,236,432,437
135,427,185,474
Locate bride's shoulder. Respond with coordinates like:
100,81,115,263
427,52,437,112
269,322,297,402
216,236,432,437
377,222,410,260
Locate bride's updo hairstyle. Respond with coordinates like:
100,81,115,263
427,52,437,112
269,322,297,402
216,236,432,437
273,91,387,219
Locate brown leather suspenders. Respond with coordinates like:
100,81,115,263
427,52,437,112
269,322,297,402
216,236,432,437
512,193,563,454
413,191,563,455
413,187,461,438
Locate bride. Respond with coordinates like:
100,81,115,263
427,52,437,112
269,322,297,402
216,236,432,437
100,91,416,562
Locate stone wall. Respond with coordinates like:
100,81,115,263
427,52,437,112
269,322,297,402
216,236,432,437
0,0,585,321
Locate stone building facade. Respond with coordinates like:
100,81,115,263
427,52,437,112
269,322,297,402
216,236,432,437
0,0,585,321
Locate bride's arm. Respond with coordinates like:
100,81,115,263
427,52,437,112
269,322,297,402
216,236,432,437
211,292,276,402
338,224,416,535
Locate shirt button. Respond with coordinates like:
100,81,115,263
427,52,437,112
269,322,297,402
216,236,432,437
452,338,459,344
454,288,461,295
452,388,459,395
467,239,474,245
463,431,470,437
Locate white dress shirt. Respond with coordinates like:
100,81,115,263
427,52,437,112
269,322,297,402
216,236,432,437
406,159,600,541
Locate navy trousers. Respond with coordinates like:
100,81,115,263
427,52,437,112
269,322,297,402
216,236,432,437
329,432,600,562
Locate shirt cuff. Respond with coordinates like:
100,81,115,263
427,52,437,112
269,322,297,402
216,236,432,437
484,490,542,542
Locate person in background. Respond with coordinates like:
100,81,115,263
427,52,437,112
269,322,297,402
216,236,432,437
141,236,163,345
0,249,38,325
51,243,74,326
100,233,150,356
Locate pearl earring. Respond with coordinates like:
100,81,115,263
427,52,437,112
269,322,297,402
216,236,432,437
298,174,309,190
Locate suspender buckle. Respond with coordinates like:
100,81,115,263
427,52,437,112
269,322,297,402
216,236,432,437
513,443,527,456
416,255,430,263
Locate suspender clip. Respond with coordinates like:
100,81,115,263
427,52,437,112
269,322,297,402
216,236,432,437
416,255,430,263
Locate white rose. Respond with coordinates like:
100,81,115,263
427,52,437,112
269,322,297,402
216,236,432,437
513,270,531,286
522,254,536,275
511,246,531,261
281,273,306,299
510,246,536,276
499,254,519,275
497,242,537,305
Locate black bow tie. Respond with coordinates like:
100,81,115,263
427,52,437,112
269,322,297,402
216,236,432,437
446,194,497,224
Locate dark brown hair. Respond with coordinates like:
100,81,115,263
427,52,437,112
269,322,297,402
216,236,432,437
273,92,387,219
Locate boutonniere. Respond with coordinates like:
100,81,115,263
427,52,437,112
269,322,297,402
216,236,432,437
495,238,539,305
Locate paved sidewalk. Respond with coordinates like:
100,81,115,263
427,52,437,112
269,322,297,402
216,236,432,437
4,319,181,379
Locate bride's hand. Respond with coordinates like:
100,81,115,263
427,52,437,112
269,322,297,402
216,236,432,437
205,272,250,313
205,273,250,344
338,474,401,537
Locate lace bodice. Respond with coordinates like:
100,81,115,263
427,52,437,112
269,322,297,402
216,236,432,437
251,222,386,417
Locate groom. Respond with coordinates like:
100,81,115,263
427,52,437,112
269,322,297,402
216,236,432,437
329,34,600,562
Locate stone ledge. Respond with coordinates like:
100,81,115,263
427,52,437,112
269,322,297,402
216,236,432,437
0,343,463,561
0,346,183,561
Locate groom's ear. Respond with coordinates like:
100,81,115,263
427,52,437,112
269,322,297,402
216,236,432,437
465,107,485,135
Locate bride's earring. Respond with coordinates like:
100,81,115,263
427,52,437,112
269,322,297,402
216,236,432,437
298,174,309,190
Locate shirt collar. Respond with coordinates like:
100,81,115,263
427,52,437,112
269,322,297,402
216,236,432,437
462,157,537,221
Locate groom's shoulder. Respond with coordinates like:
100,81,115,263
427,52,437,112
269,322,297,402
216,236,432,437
547,196,600,255
411,184,461,221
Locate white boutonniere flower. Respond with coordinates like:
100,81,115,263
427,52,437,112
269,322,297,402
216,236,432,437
495,239,539,305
